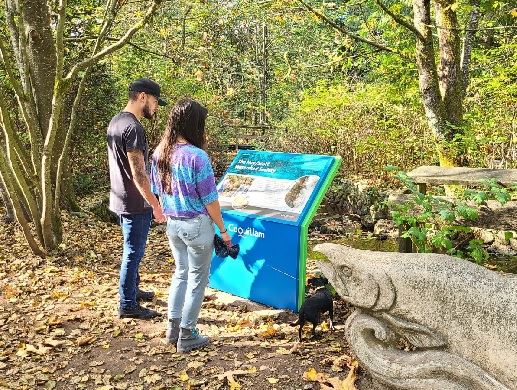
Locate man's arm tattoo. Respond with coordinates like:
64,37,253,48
127,150,148,186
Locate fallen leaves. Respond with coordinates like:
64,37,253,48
16,343,51,357
303,367,325,382
43,338,67,347
214,368,256,390
303,357,360,390
258,321,279,339
76,334,96,346
0,205,363,389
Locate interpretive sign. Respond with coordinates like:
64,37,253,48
209,151,341,311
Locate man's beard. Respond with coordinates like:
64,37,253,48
142,103,154,120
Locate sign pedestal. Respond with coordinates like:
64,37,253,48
209,151,341,311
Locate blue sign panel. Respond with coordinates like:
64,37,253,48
209,151,341,311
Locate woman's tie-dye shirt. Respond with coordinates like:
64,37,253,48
150,144,218,218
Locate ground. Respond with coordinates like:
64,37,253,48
0,208,372,390
2,197,515,390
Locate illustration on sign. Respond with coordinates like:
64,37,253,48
218,173,320,216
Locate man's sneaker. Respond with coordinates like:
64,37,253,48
177,327,210,353
165,318,181,344
119,305,159,319
137,289,155,302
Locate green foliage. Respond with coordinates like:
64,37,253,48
62,0,515,199
272,82,434,178
386,166,514,263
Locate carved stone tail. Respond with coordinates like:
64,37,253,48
345,311,511,390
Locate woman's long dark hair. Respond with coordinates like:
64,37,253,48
156,98,208,194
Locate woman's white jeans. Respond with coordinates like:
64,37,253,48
166,214,214,329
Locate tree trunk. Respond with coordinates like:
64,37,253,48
412,0,475,166
18,0,57,136
0,0,162,256
412,0,447,136
303,0,480,168
0,177,15,223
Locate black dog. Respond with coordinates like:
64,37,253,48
306,276,328,289
291,286,334,341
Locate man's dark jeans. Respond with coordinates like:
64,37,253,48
118,210,152,310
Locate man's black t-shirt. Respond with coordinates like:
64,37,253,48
107,111,151,215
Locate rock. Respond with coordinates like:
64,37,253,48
324,178,388,225
472,227,495,244
495,230,515,244
373,219,398,239
315,243,517,390
488,242,517,257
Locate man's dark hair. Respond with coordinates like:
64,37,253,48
129,90,141,101
155,98,208,194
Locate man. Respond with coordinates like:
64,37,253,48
107,78,167,319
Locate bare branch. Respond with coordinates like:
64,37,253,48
182,5,193,51
296,0,406,58
374,0,423,40
0,88,43,243
65,0,162,83
65,36,179,62
0,37,24,100
0,88,36,185
55,0,119,212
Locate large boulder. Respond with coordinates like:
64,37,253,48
314,243,517,390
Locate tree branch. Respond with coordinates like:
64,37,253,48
0,99,43,242
0,37,37,163
0,150,45,256
54,0,68,80
0,86,36,186
65,0,162,82
55,0,119,212
4,0,44,170
65,36,179,62
374,0,423,40
296,0,405,58
461,0,481,96
427,23,515,31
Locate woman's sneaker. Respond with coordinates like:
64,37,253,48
177,327,209,353
165,318,181,344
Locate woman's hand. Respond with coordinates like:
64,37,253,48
221,231,232,246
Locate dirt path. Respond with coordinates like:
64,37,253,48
0,212,371,390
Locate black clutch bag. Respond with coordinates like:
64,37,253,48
214,234,240,259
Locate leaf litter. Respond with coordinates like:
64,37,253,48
0,205,373,389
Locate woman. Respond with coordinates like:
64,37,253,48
150,98,231,353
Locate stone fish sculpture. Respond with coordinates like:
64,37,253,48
314,243,517,390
